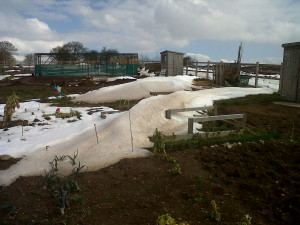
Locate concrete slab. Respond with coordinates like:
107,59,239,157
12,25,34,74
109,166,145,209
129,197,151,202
273,101,300,108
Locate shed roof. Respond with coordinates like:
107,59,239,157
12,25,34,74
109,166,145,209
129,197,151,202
160,50,184,55
282,42,300,48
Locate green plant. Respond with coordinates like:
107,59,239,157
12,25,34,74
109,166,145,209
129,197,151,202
170,164,182,175
43,110,82,120
153,128,166,153
44,152,85,215
210,200,221,221
3,91,20,127
157,214,190,225
193,192,204,203
238,214,252,225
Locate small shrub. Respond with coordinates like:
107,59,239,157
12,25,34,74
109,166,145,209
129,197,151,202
153,128,166,153
43,151,85,215
170,164,182,175
238,214,252,225
157,214,190,225
210,200,221,221
3,91,20,127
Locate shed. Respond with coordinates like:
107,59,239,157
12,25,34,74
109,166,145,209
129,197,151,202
160,50,184,76
280,42,300,103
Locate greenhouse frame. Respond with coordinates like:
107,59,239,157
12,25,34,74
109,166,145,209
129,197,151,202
34,52,138,77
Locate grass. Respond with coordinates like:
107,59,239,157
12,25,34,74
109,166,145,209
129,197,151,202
165,131,281,152
51,97,141,110
0,87,54,103
214,93,281,106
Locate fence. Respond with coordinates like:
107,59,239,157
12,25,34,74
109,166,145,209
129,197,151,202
34,53,138,77
185,61,281,87
35,63,138,77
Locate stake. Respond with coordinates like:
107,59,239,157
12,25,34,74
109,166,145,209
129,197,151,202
128,109,134,152
94,124,99,144
22,120,24,136
291,122,295,141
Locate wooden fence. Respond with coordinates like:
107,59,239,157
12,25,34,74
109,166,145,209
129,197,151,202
185,61,281,87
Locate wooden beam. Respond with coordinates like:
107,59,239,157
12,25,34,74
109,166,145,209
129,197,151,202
188,114,245,134
165,106,215,119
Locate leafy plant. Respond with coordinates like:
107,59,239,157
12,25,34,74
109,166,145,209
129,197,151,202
44,152,85,215
170,164,182,175
153,128,166,153
3,91,20,127
43,110,82,120
157,214,190,225
238,214,252,225
210,200,221,221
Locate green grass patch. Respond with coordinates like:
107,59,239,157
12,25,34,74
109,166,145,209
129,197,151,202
165,132,281,151
214,93,281,106
51,97,142,109
0,87,54,103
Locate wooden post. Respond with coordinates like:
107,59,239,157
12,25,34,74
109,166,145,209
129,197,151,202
195,61,198,77
186,60,189,75
206,61,210,79
220,61,224,85
279,62,283,93
188,118,194,134
166,110,171,119
255,62,259,87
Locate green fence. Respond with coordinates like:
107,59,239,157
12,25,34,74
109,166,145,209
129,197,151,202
35,64,138,77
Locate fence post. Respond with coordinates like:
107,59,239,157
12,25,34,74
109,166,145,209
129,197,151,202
206,61,210,79
195,61,198,77
255,62,259,87
186,60,189,75
279,62,283,93
188,118,194,134
166,110,171,119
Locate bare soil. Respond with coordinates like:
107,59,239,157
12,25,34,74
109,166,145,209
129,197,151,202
0,76,299,225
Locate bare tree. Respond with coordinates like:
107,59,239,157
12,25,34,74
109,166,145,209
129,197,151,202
50,41,88,62
100,47,119,64
0,41,18,66
23,53,34,65
63,41,88,61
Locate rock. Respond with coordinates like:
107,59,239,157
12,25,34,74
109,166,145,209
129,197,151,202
0,154,12,161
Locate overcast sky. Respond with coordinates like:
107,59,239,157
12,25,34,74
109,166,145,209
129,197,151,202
0,0,299,64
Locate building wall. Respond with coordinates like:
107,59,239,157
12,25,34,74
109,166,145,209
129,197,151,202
280,42,300,103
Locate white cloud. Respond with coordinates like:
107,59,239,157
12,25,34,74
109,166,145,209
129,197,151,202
0,0,299,59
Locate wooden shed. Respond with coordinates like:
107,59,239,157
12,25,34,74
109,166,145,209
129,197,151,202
280,42,300,103
160,50,184,76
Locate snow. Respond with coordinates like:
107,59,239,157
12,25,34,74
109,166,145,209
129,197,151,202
0,75,278,186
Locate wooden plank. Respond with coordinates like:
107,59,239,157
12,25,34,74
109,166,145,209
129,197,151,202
165,130,244,141
166,106,215,119
193,114,244,122
188,114,245,134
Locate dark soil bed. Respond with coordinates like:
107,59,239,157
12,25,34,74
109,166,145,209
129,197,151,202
0,140,299,225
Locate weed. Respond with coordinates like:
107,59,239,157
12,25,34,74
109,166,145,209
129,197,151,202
193,192,204,203
196,178,205,185
157,214,190,225
17,215,30,221
3,91,20,127
153,128,166,153
43,152,85,215
170,164,182,175
238,214,252,225
210,200,221,221
43,110,82,120
213,93,280,106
